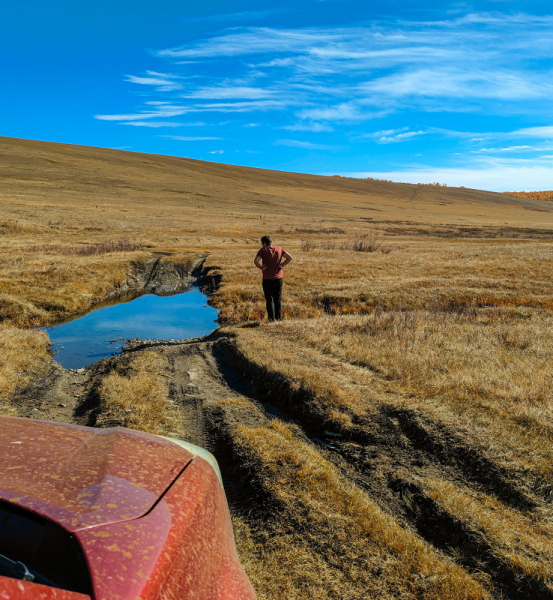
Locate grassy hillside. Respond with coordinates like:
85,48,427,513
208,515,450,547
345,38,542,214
2,135,552,231
1,136,553,599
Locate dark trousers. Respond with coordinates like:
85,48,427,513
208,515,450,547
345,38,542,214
262,279,283,321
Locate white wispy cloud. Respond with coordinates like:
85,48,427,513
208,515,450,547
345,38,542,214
297,103,370,122
120,121,205,127
359,127,426,143
125,71,182,91
198,100,297,112
511,126,553,138
365,127,410,137
161,136,223,141
95,105,189,121
361,68,553,101
95,99,293,123
352,126,553,145
100,14,552,126
283,122,334,132
379,131,426,143
182,86,274,100
155,28,338,59
209,150,225,154
276,139,334,150
474,145,547,153
96,10,553,185
100,13,553,130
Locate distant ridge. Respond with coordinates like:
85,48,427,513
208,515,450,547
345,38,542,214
1,135,552,229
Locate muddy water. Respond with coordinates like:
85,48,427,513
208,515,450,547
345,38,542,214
43,287,219,369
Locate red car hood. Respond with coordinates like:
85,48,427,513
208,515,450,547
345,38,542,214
0,417,194,531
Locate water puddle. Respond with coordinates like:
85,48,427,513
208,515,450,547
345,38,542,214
43,287,219,369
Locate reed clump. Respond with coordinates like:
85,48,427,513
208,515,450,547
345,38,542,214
29,238,143,256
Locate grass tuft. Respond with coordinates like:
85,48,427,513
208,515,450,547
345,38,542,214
96,352,175,434
0,327,52,412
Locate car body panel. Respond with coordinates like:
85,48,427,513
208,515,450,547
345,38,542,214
0,417,257,600
77,458,256,600
0,576,90,599
158,435,223,487
0,417,194,531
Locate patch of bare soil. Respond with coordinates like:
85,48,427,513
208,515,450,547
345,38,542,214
11,361,89,423
130,252,208,296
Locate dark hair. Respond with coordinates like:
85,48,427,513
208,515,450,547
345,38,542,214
261,235,272,245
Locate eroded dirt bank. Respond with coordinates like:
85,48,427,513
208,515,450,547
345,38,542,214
102,251,208,302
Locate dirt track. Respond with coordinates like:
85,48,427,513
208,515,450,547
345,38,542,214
10,333,271,512
11,337,233,434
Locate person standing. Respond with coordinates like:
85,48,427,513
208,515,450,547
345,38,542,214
254,236,293,321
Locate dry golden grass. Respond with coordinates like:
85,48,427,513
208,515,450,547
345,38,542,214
0,249,149,327
0,327,52,411
230,308,553,465
159,252,199,269
206,237,553,323
96,351,175,434
423,478,553,586
227,307,553,595
214,398,487,600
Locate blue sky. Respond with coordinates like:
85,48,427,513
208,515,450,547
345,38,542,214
2,0,552,191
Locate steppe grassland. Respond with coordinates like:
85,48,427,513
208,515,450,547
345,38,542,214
2,138,553,598
204,237,553,596
205,236,553,322
228,308,553,590
207,235,553,587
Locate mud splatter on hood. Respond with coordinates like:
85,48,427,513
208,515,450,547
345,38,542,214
0,416,194,531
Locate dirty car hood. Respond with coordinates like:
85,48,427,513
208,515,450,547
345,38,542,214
0,417,194,531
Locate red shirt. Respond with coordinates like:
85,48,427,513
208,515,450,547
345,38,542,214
256,245,285,280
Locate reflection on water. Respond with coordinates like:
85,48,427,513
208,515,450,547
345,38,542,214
43,287,218,369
